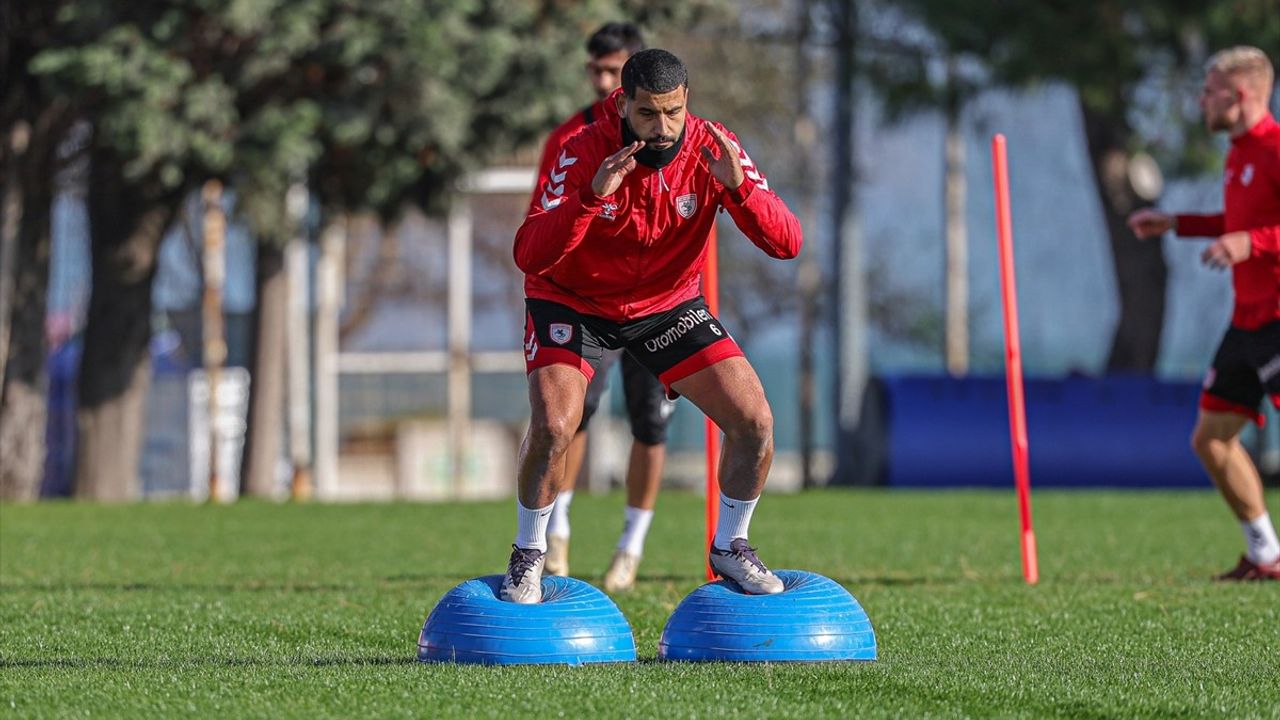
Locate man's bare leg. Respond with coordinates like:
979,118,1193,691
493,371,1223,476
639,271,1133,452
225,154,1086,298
545,429,587,576
502,365,588,602
1191,409,1280,575
626,442,664,510
671,356,782,594
604,441,666,592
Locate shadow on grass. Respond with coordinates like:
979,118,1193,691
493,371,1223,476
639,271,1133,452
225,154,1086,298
633,573,960,588
1,655,419,670
0,574,476,594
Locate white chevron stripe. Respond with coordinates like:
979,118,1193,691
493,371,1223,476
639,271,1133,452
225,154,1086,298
540,192,565,211
550,168,568,183
557,150,578,167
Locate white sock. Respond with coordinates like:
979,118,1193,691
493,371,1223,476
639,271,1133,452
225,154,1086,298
714,491,759,550
548,490,573,538
1242,512,1280,565
617,506,654,557
514,499,554,551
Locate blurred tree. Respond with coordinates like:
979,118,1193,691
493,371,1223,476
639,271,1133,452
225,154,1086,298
25,0,716,498
0,1,76,500
863,0,1280,372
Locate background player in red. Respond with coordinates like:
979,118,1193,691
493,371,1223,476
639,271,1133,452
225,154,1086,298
503,49,803,603
1127,46,1280,581
528,22,675,594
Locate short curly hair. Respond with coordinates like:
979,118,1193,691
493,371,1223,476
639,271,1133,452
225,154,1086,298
620,49,688,99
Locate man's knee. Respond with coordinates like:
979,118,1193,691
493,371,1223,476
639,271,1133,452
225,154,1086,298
725,402,773,448
1190,419,1240,462
528,410,581,456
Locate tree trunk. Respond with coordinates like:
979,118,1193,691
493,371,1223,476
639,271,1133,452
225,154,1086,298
73,148,176,501
240,242,287,498
0,124,54,501
831,0,868,485
1078,100,1167,372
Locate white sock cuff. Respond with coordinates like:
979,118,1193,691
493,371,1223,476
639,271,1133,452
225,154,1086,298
547,490,574,537
714,492,760,549
617,506,655,556
514,499,554,552
1242,512,1280,565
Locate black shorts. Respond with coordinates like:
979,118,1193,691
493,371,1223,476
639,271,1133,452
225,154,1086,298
522,296,743,400
578,350,677,443
1201,321,1280,425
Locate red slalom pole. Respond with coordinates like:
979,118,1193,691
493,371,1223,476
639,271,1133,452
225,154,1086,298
703,225,721,581
991,134,1039,586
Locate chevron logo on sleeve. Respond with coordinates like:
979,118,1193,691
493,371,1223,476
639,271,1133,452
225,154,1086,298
540,150,579,211
728,138,769,192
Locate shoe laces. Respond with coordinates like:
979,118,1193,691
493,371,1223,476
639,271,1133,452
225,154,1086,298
727,538,770,575
507,545,543,585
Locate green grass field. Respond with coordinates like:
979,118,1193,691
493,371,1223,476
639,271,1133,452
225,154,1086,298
2,489,1278,719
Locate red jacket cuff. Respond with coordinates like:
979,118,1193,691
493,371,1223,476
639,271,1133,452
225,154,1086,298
577,184,606,209
727,180,755,205
1251,228,1279,257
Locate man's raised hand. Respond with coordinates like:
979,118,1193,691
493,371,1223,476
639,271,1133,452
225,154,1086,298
592,140,645,197
700,123,744,191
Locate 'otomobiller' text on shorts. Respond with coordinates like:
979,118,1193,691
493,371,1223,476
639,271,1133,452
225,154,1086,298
523,297,743,398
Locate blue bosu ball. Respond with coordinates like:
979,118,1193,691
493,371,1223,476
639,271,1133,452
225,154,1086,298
658,570,876,662
417,575,637,665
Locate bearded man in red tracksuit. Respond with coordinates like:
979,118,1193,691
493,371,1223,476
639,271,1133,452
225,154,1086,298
527,22,677,593
501,48,803,603
1128,46,1280,581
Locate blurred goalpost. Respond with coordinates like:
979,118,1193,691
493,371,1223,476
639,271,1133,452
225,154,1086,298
326,168,532,498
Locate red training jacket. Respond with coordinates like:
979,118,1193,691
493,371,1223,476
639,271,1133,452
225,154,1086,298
514,90,802,322
1175,113,1280,330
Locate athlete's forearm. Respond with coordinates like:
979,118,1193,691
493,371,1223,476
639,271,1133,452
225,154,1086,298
722,183,803,259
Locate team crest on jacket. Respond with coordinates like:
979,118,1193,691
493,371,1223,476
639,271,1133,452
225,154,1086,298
675,193,697,219
549,323,573,345
1241,164,1254,186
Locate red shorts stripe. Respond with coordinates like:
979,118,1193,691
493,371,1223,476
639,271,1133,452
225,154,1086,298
1200,392,1264,426
658,338,743,395
525,347,595,381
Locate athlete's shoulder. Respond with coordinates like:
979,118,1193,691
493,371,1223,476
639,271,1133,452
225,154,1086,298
547,110,586,144
558,116,613,164
1255,114,1280,150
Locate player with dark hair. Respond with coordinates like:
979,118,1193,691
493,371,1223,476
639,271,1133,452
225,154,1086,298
504,48,803,603
528,22,674,593
1127,46,1280,581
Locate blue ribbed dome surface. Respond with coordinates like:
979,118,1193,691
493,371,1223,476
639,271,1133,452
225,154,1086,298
658,570,876,662
417,575,636,665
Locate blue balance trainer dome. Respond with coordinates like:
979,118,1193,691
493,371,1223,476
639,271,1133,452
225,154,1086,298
417,575,637,665
658,570,876,662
